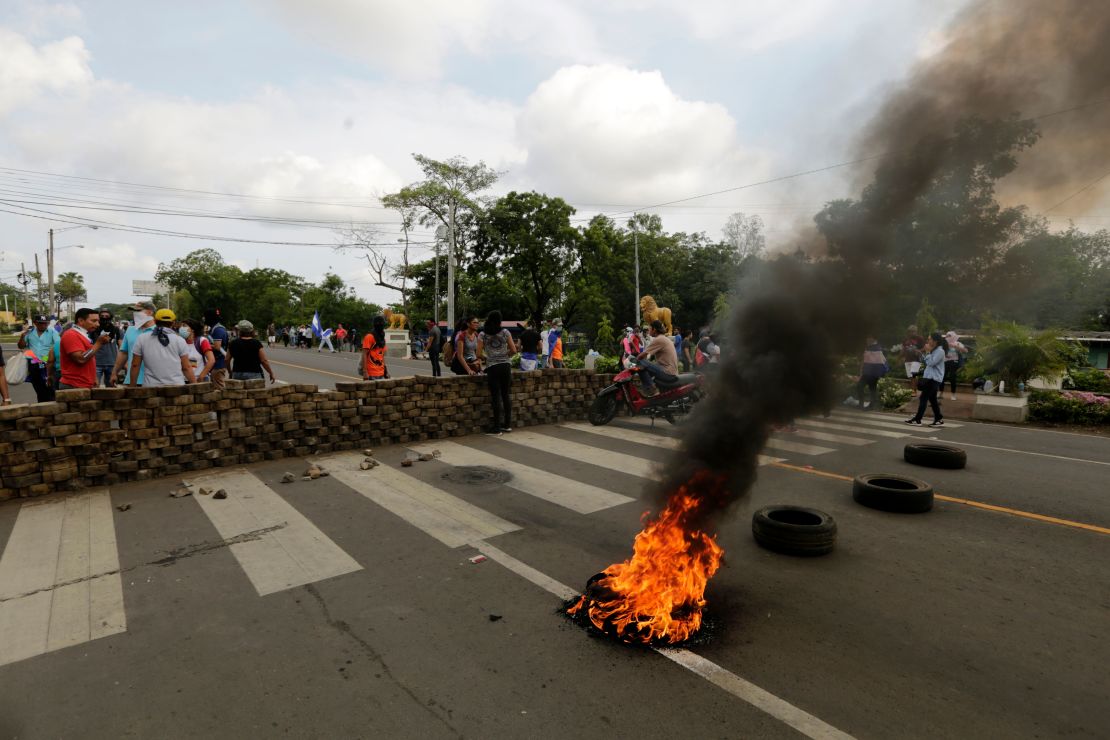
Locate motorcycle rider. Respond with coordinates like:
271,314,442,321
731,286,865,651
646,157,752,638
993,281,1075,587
635,320,679,397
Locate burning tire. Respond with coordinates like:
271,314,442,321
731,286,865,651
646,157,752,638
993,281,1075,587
852,474,934,513
903,443,966,469
588,392,619,426
751,505,837,556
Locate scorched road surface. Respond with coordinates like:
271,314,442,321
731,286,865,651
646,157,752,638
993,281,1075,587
0,410,1107,739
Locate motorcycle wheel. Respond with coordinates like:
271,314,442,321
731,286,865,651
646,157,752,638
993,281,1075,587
588,393,618,426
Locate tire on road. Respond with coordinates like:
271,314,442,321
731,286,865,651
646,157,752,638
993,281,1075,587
752,505,837,556
904,442,967,469
588,392,619,426
852,473,934,513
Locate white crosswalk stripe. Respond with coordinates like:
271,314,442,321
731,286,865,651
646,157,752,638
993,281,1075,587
784,428,873,446
547,424,783,469
325,453,521,548
188,470,362,597
795,418,908,438
408,441,633,514
0,490,126,668
827,411,962,430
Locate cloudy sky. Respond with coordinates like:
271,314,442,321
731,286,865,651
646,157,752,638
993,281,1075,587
0,0,1049,309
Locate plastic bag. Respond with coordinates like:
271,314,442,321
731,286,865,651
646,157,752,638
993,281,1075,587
5,353,26,385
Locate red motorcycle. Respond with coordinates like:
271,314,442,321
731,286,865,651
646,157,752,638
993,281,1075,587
588,360,707,426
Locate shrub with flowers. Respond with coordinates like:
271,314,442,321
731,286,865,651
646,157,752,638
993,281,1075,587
1028,389,1110,425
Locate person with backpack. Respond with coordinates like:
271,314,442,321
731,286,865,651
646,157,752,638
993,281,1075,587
856,336,889,411
181,318,215,383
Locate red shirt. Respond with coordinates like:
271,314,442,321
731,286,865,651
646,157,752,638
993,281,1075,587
60,328,97,388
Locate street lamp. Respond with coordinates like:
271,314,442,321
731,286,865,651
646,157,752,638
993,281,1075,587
48,225,96,317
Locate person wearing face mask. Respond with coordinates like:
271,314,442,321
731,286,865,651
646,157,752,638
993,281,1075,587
111,301,156,386
90,308,121,387
181,318,215,383
128,309,196,387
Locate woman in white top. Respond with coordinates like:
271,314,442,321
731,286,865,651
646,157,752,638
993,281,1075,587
181,318,215,383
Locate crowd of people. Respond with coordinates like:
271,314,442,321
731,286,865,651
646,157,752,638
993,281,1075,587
10,302,277,401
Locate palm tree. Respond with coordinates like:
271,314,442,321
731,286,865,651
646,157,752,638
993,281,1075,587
56,272,86,320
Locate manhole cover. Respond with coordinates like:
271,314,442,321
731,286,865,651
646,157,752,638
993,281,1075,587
442,466,512,486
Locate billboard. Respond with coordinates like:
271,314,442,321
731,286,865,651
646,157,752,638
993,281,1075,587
132,280,168,297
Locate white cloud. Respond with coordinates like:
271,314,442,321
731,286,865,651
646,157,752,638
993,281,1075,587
0,28,92,114
69,242,160,276
258,0,612,79
516,64,768,203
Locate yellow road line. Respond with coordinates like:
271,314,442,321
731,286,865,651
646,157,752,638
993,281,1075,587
769,461,1110,535
269,359,361,381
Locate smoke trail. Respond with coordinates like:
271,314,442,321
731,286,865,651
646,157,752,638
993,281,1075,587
659,0,1110,507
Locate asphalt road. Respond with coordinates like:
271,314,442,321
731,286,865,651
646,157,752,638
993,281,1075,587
0,396,1108,737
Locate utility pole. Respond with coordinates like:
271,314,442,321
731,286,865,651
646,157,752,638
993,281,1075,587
632,218,641,329
34,254,43,315
19,263,31,324
434,226,446,325
48,228,55,318
447,205,456,331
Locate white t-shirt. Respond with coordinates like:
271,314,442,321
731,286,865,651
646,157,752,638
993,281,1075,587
133,328,190,386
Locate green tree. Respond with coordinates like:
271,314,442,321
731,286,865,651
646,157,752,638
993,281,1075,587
156,249,244,320
55,271,86,319
476,191,580,328
974,321,1075,389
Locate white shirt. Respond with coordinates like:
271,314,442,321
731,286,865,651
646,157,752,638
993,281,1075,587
133,328,190,386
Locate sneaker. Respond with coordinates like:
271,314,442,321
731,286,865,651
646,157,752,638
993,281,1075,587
642,387,660,398
904,418,922,425
500,426,512,433
950,394,956,400
929,419,945,427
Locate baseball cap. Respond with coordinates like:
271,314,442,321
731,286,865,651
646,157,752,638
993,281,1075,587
32,314,49,323
130,300,155,312
154,308,176,322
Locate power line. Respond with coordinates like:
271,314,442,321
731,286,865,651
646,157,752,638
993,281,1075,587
1044,167,1110,213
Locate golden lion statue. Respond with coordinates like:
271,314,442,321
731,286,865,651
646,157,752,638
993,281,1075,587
382,308,407,330
640,295,673,335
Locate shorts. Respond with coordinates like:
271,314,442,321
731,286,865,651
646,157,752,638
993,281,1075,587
904,362,921,378
519,357,537,372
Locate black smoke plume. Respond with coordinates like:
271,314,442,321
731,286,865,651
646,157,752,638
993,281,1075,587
658,0,1110,511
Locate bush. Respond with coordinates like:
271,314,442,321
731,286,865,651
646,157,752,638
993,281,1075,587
563,352,585,370
510,352,521,369
594,355,621,374
878,376,913,410
1028,389,1110,425
975,321,1074,389
1063,367,1110,393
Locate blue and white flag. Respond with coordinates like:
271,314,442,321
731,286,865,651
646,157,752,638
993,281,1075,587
311,310,333,340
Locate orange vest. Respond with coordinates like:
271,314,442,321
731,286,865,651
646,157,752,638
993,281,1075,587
551,336,563,361
361,334,386,377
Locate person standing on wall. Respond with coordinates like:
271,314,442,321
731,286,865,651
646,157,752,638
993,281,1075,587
478,310,517,434
425,318,442,377
58,308,111,390
17,314,60,402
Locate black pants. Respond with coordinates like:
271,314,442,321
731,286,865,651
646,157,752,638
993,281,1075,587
943,361,959,394
429,350,441,377
912,378,942,422
486,362,511,429
28,359,55,402
856,376,880,409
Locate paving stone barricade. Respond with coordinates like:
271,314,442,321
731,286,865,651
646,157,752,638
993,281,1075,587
0,369,614,501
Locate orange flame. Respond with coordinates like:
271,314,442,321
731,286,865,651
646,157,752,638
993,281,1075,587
567,471,725,644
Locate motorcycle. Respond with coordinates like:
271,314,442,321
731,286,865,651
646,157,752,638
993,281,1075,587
587,360,706,426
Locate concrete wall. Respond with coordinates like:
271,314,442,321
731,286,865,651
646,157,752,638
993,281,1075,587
0,369,613,502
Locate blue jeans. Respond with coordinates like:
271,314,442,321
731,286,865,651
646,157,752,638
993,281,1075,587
232,372,263,381
637,358,671,390
97,365,115,386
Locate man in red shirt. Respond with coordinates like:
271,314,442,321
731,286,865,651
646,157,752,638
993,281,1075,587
60,308,111,389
